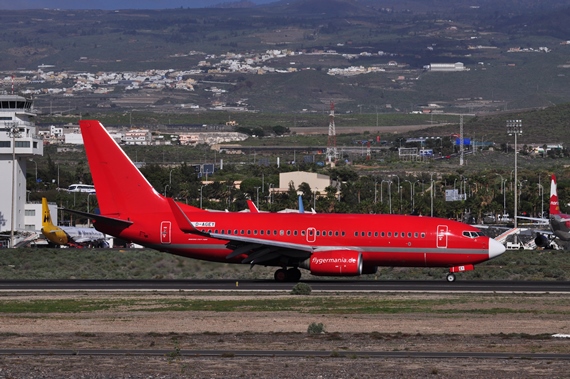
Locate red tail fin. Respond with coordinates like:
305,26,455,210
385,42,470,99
550,174,560,216
80,120,165,218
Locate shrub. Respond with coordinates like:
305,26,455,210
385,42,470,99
308,322,326,335
291,282,312,295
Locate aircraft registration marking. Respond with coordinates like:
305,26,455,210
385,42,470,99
192,222,216,227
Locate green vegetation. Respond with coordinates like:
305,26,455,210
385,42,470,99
1,248,570,281
0,294,566,315
291,282,312,295
307,322,326,334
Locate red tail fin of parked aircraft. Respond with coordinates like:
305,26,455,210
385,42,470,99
77,120,505,282
550,174,561,216
530,174,570,248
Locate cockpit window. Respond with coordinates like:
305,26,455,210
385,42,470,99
462,231,484,238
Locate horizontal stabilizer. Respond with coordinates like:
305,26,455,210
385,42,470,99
167,198,210,236
63,209,133,229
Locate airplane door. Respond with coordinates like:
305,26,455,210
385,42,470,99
306,227,316,243
436,225,448,248
160,221,171,244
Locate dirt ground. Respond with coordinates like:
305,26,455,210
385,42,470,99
1,292,569,378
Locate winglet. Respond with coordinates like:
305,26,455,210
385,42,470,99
247,199,259,213
167,197,209,236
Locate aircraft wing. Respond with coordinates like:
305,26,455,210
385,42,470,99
167,198,313,265
516,215,549,225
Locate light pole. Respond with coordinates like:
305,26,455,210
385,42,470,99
507,119,522,228
254,186,261,209
430,173,436,217
538,183,544,218
164,184,169,197
169,169,174,185
404,180,412,213
8,123,22,248
199,185,205,209
388,181,392,214
496,173,506,218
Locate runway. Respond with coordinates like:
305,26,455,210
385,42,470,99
0,348,569,360
0,279,568,292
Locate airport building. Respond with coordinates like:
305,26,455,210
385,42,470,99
0,95,43,247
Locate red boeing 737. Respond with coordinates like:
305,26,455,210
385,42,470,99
72,120,505,282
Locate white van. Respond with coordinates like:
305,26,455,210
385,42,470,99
67,184,96,193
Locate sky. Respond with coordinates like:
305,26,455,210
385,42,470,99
0,0,277,10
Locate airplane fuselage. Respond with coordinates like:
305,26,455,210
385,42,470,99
94,208,497,270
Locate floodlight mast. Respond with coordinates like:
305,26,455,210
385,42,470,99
507,119,522,229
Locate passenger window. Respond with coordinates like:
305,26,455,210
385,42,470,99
414,232,418,238
234,230,238,234
286,230,290,236
394,232,398,237
294,230,298,236
388,232,392,237
329,231,333,236
421,232,425,238
301,230,305,236
248,230,251,235
316,231,320,236
374,232,378,237
335,231,339,236
367,232,372,237
254,230,258,235
381,231,385,237
341,231,345,236
408,232,412,238
260,230,264,235
361,232,365,237
354,232,358,237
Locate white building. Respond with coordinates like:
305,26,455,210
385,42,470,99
428,62,467,71
278,171,338,193
0,95,44,246
123,129,151,145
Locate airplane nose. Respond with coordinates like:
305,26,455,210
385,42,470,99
489,238,506,259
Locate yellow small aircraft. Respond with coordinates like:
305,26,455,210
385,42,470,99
41,198,107,247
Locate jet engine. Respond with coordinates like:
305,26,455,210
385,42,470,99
534,233,551,249
300,250,362,276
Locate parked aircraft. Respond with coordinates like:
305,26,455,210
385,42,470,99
71,120,505,282
519,174,570,249
41,198,107,247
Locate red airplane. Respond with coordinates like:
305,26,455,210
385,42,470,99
519,174,570,249
73,120,505,282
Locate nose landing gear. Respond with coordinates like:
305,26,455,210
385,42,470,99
446,264,474,282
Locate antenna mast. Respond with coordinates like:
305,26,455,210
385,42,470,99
326,101,338,165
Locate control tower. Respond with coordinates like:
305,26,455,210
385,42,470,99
0,95,43,247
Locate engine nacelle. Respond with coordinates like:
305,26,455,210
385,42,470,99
534,233,551,248
300,250,362,276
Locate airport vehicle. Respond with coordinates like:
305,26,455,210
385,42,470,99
519,175,570,249
71,120,505,282
66,184,96,193
41,198,107,247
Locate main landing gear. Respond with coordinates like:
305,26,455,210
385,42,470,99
274,267,302,282
446,273,456,282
